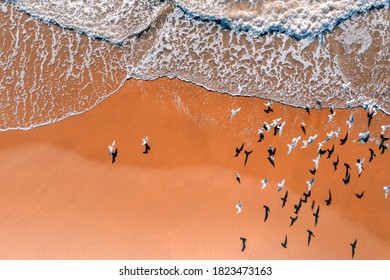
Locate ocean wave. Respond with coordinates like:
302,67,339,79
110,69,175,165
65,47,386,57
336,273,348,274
176,0,390,39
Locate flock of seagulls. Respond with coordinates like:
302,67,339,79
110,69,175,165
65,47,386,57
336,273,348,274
107,136,151,163
233,100,389,258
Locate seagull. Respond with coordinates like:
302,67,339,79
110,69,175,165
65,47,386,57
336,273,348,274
278,121,286,136
277,179,285,193
260,177,268,189
264,100,273,113
305,104,310,115
229,108,241,120
257,128,265,142
236,201,243,214
346,113,354,129
306,178,315,192
356,157,364,177
301,121,306,135
313,154,321,170
369,148,376,162
345,97,354,108
357,130,370,144
350,239,357,258
268,145,276,156
367,111,375,127
244,150,253,166
384,185,390,199
235,173,241,184
263,205,270,222
328,111,336,123
108,140,116,155
281,235,288,249
141,136,151,154
313,205,320,226
270,118,282,128
379,134,390,150
111,148,118,164
289,216,298,227
281,191,288,207
380,124,390,135
333,155,339,171
234,143,244,157
240,237,247,252
325,189,332,206
333,127,340,139
307,230,315,246
302,134,317,148
287,137,301,155
354,191,365,199
262,121,271,132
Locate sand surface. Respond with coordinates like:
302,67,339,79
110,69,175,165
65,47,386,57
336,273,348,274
0,78,389,259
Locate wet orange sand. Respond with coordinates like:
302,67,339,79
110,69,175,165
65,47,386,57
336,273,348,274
0,78,389,259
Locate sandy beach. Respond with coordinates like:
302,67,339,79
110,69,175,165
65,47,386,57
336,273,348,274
0,77,389,259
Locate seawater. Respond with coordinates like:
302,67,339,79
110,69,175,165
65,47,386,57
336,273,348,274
0,0,389,130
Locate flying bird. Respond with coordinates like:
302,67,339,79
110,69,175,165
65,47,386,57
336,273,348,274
340,131,348,145
240,237,247,252
235,173,241,184
244,150,253,166
281,191,288,207
357,130,370,144
229,108,241,120
313,205,320,226
264,101,273,113
294,199,302,215
302,190,311,203
369,148,376,162
236,201,243,214
111,148,118,163
142,136,151,154
277,179,285,193
302,134,317,148
263,205,270,222
313,154,321,170
287,137,301,155
346,113,355,129
350,239,357,258
257,129,265,142
328,111,336,123
325,189,332,206
301,121,306,135
354,191,365,199
356,157,364,177
234,143,244,157
306,177,315,192
268,145,277,156
307,230,315,246
260,177,268,189
384,185,390,199
281,235,288,249
108,140,116,155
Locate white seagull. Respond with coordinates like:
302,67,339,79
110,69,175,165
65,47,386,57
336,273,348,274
277,179,285,192
313,154,321,170
306,178,315,192
346,113,355,129
142,136,148,146
271,118,282,128
108,140,116,155
333,127,341,139
328,111,336,123
384,186,390,199
356,157,364,176
302,134,318,148
236,201,243,214
261,177,269,189
278,121,286,136
287,136,301,155
381,124,390,135
229,108,241,120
